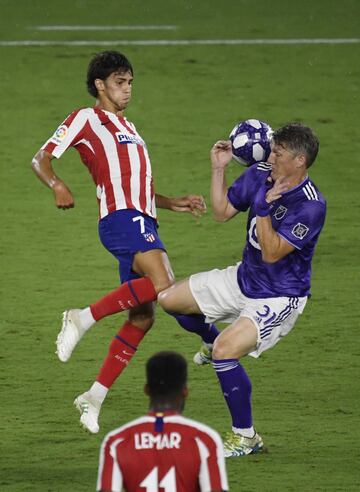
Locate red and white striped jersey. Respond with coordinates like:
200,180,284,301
41,107,156,219
97,412,228,492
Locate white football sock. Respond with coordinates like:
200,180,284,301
89,381,108,404
233,426,255,438
78,307,96,331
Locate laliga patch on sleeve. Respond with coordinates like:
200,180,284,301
291,223,309,240
50,125,68,144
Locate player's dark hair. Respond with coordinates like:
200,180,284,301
273,123,319,168
146,351,188,399
86,51,133,98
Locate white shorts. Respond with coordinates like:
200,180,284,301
189,263,307,358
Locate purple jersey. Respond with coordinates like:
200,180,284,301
227,163,326,298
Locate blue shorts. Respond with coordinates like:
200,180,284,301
99,209,166,283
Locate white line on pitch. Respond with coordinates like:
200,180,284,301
0,38,359,46
32,25,178,31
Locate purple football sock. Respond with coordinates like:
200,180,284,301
169,313,220,344
213,358,252,429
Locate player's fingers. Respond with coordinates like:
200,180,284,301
191,200,206,212
57,203,74,209
190,198,206,209
213,140,230,150
276,183,290,194
197,202,207,211
188,194,206,206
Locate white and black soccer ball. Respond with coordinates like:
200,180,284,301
229,119,273,166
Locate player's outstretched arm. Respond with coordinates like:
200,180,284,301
155,193,206,217
31,150,75,210
210,140,238,222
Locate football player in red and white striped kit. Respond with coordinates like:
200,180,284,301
31,51,219,433
97,351,228,492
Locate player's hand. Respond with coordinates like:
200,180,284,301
254,177,290,217
170,195,207,217
265,176,290,203
211,140,233,169
52,181,75,209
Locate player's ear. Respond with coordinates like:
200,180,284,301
295,153,306,168
95,78,105,93
182,386,189,399
144,384,150,396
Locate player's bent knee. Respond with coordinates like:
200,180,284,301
157,288,183,313
153,277,175,295
212,342,229,360
157,289,173,310
213,338,241,360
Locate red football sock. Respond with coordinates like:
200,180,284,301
90,277,157,321
96,321,146,388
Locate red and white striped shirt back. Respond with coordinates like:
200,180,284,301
41,107,156,219
97,413,228,492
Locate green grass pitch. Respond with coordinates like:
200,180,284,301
1,1,360,490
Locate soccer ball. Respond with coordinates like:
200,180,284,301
229,119,273,166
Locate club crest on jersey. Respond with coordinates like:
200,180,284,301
51,125,68,144
292,223,309,239
143,233,156,242
115,132,144,146
274,205,287,220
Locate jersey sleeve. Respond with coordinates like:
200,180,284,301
97,434,124,492
196,429,229,491
41,108,89,159
277,200,326,250
227,165,267,212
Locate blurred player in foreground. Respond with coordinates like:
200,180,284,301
97,351,228,492
158,123,326,457
31,51,221,433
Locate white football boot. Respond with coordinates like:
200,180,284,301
74,392,101,434
193,343,213,365
56,309,85,362
223,431,264,457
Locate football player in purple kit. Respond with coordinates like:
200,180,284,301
158,123,326,457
